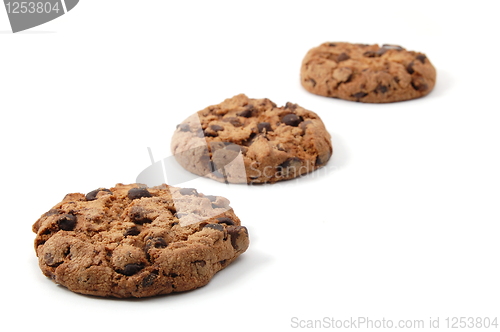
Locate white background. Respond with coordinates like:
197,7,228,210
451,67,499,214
1,1,499,331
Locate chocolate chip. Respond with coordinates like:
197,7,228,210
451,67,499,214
328,43,336,47
217,217,235,225
382,44,403,50
127,188,152,200
241,132,257,147
411,80,428,91
120,263,144,276
194,260,206,267
128,207,153,224
394,76,400,83
279,157,302,170
352,92,368,99
237,105,255,118
144,237,168,261
308,78,316,87
363,51,377,57
142,271,158,287
179,188,198,196
210,124,224,132
376,85,388,94
257,122,273,133
85,188,112,201
146,237,168,249
316,151,331,167
176,123,191,132
222,117,241,127
337,52,350,62
285,102,298,111
57,214,77,231
416,54,427,64
282,114,302,127
227,226,248,250
204,223,224,231
406,61,415,75
124,226,140,237
203,129,218,137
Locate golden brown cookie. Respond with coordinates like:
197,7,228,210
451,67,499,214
32,183,249,298
171,94,333,184
301,42,436,103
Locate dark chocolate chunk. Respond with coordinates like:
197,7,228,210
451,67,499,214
210,124,224,132
257,122,273,133
363,50,377,57
142,271,158,287
241,132,257,146
316,151,331,167
226,226,248,250
216,217,235,226
124,226,141,237
222,116,242,127
129,206,153,225
203,129,218,137
406,61,415,75
57,214,77,231
416,54,427,64
282,114,302,127
352,92,368,99
179,188,198,196
376,85,388,94
127,188,152,200
237,105,255,118
411,81,428,91
279,157,302,170
85,188,112,201
176,123,191,132
328,43,336,47
120,263,144,276
145,237,168,250
204,223,224,231
337,52,350,62
308,78,316,87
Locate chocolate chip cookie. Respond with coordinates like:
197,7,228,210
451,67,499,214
32,183,249,298
301,42,436,103
171,94,333,184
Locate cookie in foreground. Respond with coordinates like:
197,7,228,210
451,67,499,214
32,183,249,298
171,94,333,184
301,42,436,103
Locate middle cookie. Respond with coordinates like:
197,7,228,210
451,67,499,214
171,94,332,184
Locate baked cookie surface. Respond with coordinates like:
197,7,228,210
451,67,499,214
171,94,332,184
301,42,436,103
32,183,249,298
